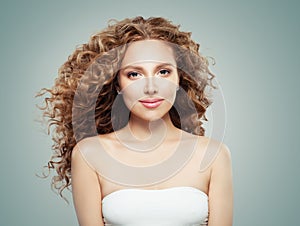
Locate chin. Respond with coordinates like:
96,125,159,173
131,110,170,122
136,114,165,122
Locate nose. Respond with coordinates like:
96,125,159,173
143,77,158,95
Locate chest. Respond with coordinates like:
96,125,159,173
99,142,211,198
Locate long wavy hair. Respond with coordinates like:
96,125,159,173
35,16,217,199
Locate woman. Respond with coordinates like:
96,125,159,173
37,16,233,226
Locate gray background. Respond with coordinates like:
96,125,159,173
0,0,299,225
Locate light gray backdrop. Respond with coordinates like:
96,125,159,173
0,0,299,225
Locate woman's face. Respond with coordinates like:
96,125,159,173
118,39,179,122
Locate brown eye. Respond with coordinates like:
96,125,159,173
127,71,143,79
158,69,171,76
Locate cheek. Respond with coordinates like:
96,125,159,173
122,90,139,110
121,80,145,110
161,89,177,106
156,77,178,103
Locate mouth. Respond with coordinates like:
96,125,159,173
139,98,164,109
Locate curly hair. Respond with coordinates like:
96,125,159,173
35,16,217,199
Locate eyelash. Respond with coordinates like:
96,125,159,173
127,71,142,78
126,69,171,79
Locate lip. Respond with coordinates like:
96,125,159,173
139,98,164,108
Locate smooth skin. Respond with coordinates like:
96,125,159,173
71,40,233,226
71,140,233,226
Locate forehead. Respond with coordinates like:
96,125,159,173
121,40,176,67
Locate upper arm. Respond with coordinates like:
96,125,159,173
71,143,104,226
207,143,233,226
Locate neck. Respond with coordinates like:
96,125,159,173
125,113,179,141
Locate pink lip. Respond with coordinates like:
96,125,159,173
139,98,164,108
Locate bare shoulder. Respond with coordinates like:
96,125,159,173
211,138,231,161
204,137,232,171
72,135,103,153
71,135,103,171
182,132,232,172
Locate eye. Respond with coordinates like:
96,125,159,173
127,71,143,79
157,69,171,77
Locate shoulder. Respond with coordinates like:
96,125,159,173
205,137,232,173
71,134,117,174
210,137,231,161
71,135,103,171
188,134,231,172
72,135,104,155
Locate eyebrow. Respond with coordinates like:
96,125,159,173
120,63,176,72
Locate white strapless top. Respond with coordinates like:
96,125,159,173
102,186,209,226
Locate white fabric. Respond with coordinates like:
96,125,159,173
102,186,208,226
